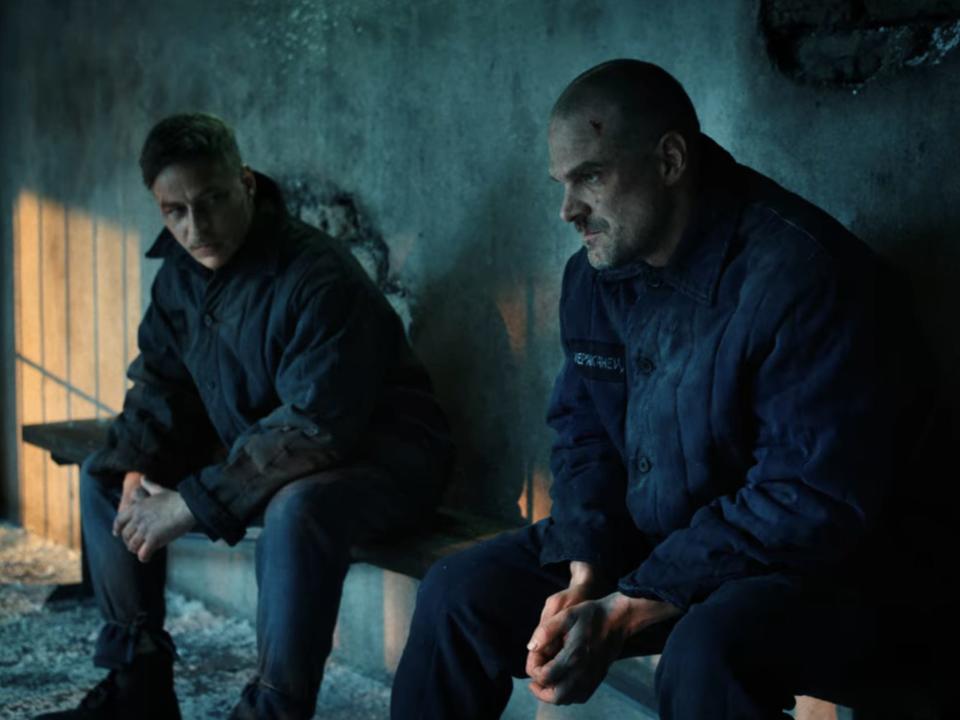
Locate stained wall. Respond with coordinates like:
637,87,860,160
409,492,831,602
2,0,958,534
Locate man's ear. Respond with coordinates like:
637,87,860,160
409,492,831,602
241,165,256,198
657,131,689,187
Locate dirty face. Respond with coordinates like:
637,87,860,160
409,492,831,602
151,160,256,271
548,107,671,270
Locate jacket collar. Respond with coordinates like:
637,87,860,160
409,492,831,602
598,134,745,306
144,170,287,278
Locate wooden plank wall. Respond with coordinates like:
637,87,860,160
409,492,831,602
12,190,140,549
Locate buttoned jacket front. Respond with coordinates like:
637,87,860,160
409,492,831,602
88,174,452,544
540,136,911,610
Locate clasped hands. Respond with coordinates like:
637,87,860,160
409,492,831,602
112,471,197,563
525,561,680,705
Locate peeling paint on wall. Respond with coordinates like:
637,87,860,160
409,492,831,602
761,0,960,87
280,177,414,333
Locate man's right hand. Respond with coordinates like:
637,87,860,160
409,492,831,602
526,561,610,690
539,561,607,624
112,471,148,536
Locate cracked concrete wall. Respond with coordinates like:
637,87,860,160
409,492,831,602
2,0,959,527
762,0,960,86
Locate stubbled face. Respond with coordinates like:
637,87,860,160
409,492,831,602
151,160,256,271
549,108,670,270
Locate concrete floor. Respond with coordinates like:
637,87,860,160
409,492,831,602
0,523,392,719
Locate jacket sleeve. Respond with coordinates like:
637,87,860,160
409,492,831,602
540,257,649,581
177,257,398,544
540,360,648,580
85,285,219,483
618,257,901,610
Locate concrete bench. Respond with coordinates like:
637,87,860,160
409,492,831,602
19,417,520,585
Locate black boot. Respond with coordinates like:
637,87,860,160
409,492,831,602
35,651,180,719
228,678,313,720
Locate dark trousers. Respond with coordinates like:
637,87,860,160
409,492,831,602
80,457,430,720
391,520,945,720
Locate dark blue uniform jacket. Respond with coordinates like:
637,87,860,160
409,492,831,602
88,174,452,544
540,136,917,611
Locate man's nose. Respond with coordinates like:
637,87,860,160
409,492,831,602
189,206,211,235
560,187,589,224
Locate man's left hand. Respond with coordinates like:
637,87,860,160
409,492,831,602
114,478,196,563
525,592,681,705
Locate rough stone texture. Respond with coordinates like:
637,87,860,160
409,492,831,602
863,0,960,23
281,177,414,332
762,0,960,86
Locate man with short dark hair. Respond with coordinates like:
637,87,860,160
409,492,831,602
390,60,930,719
39,113,452,720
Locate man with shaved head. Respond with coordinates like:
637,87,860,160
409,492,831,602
391,60,935,718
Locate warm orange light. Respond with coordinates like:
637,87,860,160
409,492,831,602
494,286,529,360
13,190,141,548
517,465,553,522
529,467,552,522
382,572,418,673
794,696,839,720
516,481,529,520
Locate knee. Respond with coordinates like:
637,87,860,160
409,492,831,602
263,480,312,528
262,472,353,530
418,557,462,612
656,604,743,695
260,479,346,558
416,550,495,624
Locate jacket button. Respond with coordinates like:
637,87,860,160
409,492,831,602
647,276,663,289
636,455,652,473
637,357,655,375
203,313,214,327
206,380,216,391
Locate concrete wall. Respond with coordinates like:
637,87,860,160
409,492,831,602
2,0,959,525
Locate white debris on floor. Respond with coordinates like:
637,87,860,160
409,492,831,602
0,523,391,719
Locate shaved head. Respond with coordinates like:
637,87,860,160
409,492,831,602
551,59,700,153
548,60,701,269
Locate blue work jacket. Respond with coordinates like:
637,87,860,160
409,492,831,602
540,136,916,610
88,174,452,544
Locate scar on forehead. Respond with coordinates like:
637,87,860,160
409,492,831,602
589,119,603,134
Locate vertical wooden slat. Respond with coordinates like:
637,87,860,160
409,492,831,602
95,220,126,414
16,193,41,365
67,208,97,402
12,192,23,527
16,193,46,535
40,198,72,546
15,193,137,548
39,197,68,394
13,193,26,531
20,365,46,536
